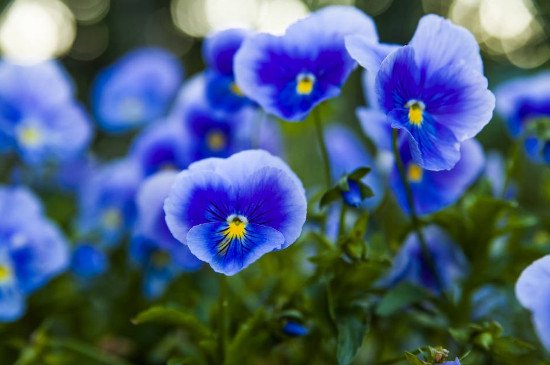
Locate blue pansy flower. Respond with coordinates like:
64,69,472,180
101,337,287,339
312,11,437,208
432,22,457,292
77,159,143,246
516,255,550,351
130,120,190,176
169,74,282,160
390,138,484,215
0,186,69,321
164,150,307,276
0,59,92,165
71,243,108,280
203,28,254,113
92,47,183,133
347,14,495,171
234,6,378,121
495,72,550,163
381,225,468,294
324,124,384,209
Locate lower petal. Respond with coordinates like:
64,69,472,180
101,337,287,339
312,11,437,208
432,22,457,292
186,222,284,276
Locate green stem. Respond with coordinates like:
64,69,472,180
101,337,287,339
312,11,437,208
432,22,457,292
313,107,332,189
48,338,134,365
391,129,446,295
338,203,347,239
217,275,228,364
501,140,521,199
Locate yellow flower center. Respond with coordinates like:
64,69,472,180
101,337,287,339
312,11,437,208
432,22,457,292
230,82,244,96
405,100,425,126
0,265,12,282
407,163,423,183
18,126,41,147
101,208,122,229
219,215,248,255
206,129,227,151
296,73,315,95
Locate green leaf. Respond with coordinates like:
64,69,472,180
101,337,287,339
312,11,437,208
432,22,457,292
376,282,428,317
336,312,370,365
404,352,425,365
492,336,536,357
226,309,269,365
131,307,211,340
348,167,371,181
320,187,342,208
358,181,375,200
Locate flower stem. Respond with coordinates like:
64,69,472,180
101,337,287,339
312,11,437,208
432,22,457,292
313,107,332,189
217,275,228,364
391,129,445,295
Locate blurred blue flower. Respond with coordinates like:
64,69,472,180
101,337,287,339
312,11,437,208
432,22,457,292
347,15,494,171
92,47,183,133
234,6,378,121
71,243,108,280
516,255,550,351
77,159,143,246
0,59,92,165
282,320,308,337
0,186,69,321
444,359,460,365
130,120,190,176
165,150,307,275
382,225,468,294
390,139,484,215
203,28,254,113
170,74,282,160
495,72,550,163
324,124,384,209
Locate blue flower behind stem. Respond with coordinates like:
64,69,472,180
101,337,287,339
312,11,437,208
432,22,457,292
347,14,494,171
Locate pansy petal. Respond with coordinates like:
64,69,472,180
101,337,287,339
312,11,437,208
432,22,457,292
0,281,25,322
532,307,550,351
409,14,483,74
516,255,550,311
186,222,284,276
165,170,234,244
345,35,399,76
203,28,249,75
356,107,392,151
236,166,307,248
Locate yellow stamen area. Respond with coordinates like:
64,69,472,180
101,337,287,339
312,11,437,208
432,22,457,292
0,266,12,282
218,215,248,254
152,251,171,268
206,129,227,151
408,104,423,126
101,208,122,229
19,127,41,147
296,73,315,95
230,82,244,96
407,163,423,183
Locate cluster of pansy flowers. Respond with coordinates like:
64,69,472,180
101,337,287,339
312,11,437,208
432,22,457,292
0,3,546,355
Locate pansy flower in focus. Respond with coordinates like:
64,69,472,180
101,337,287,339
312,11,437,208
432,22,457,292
132,171,202,298
234,6,378,121
0,186,69,321
92,47,183,133
381,225,468,294
516,255,550,351
77,159,143,246
347,15,495,171
203,28,254,113
390,138,484,215
324,124,384,209
164,150,307,275
495,72,550,164
0,59,92,165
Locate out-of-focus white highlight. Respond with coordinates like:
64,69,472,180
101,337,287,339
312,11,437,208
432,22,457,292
449,0,549,68
257,0,309,35
0,0,76,65
65,0,110,25
479,0,533,39
171,0,309,37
